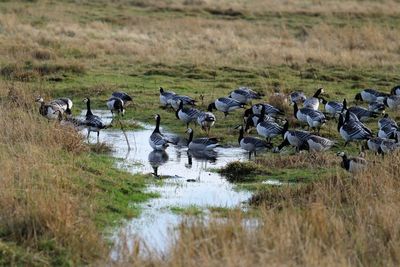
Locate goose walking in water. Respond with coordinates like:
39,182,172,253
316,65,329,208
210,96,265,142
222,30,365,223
83,98,106,142
186,128,219,151
149,114,172,150
237,125,272,159
337,152,367,174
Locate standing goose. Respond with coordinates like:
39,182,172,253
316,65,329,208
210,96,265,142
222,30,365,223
229,87,262,104
186,128,219,151
337,152,367,173
379,136,400,154
293,102,314,125
106,97,125,116
149,114,171,151
303,87,324,110
390,85,400,96
169,94,196,110
208,97,245,117
83,98,106,142
50,97,73,115
366,137,386,154
112,91,132,103
384,95,400,109
320,98,343,118
306,135,335,152
306,109,326,133
378,124,397,139
245,107,286,142
237,126,272,159
159,87,176,107
274,122,311,152
35,96,64,120
378,114,397,129
243,103,284,119
342,99,378,122
176,100,201,128
354,88,388,103
196,107,216,134
337,112,372,146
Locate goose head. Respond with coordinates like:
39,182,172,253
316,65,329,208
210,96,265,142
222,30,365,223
35,96,44,103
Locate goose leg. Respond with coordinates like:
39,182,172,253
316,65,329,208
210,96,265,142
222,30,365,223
224,112,228,118
97,131,100,143
87,130,91,141
248,152,251,160
344,141,349,147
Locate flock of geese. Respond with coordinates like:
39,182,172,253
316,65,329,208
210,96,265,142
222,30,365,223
36,84,400,174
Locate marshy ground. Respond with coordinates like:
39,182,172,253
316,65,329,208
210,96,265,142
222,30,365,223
1,0,400,266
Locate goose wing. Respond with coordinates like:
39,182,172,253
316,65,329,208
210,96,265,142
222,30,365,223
112,91,132,102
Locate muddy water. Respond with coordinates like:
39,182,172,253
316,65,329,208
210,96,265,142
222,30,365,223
80,110,255,258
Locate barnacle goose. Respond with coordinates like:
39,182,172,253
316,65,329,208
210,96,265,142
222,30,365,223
337,152,367,173
83,98,106,142
149,114,171,150
377,124,397,139
186,128,219,151
383,95,400,109
229,87,262,104
159,87,176,107
274,122,311,152
289,91,307,104
106,97,125,116
293,102,326,131
237,125,272,159
35,96,64,120
320,97,343,118
354,88,388,103
379,136,400,154
169,94,196,110
368,101,385,113
50,98,73,115
196,107,216,134
366,137,386,154
390,85,400,96
243,103,284,119
303,87,324,110
245,110,286,142
378,114,397,129
337,112,372,146
342,99,378,122
306,135,335,152
208,97,245,117
176,100,201,128
112,91,132,103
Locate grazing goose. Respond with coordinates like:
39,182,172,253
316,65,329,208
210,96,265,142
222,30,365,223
390,85,400,96
149,114,171,150
245,110,286,142
208,97,245,117
337,112,372,146
35,96,64,120
186,128,219,151
342,99,378,122
112,91,132,103
342,109,373,136
306,135,335,152
378,114,397,129
244,105,275,130
243,103,284,118
274,129,311,152
159,87,176,107
377,124,397,139
354,88,388,103
83,98,106,142
368,101,385,113
50,98,73,115
303,87,324,110
237,126,272,159
106,97,125,116
176,100,201,128
384,95,400,109
229,87,262,104
366,137,385,154
169,94,196,110
289,91,307,104
320,98,343,118
379,136,400,154
196,108,216,134
337,152,367,173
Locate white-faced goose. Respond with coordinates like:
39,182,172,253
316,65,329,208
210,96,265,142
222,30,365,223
35,96,64,120
196,108,216,134
186,128,219,151
237,126,272,159
149,114,171,151
159,87,176,107
293,102,326,131
208,97,245,117
303,87,324,110
320,97,343,118
390,85,400,96
384,95,400,109
245,107,286,142
337,152,367,173
274,122,311,152
83,98,106,142
106,97,125,116
112,91,132,103
176,100,201,128
354,88,388,103
337,112,372,146
229,87,262,104
243,103,284,119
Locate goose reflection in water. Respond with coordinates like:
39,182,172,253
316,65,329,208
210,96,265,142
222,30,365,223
148,150,169,177
186,150,218,182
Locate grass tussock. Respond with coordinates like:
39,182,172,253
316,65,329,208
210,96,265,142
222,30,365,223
128,153,400,266
219,161,262,182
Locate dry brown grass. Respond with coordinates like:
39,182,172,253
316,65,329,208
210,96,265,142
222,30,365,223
123,152,400,267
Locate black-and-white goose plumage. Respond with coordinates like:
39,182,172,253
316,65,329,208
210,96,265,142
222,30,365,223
379,137,400,154
149,114,170,151
238,126,272,159
293,102,326,131
176,100,201,128
303,87,324,110
390,85,400,96
384,95,400,109
337,112,372,146
208,97,245,117
274,129,311,152
36,96,64,120
306,135,335,152
196,107,216,134
50,97,73,115
244,103,284,118
368,101,385,113
83,98,106,142
378,124,397,139
337,152,367,173
229,87,262,104
289,91,307,104
106,97,125,116
378,114,397,129
366,137,386,154
186,128,219,151
169,94,196,110
342,99,378,122
112,91,132,102
159,87,176,107
245,113,285,142
320,98,343,118
355,88,388,103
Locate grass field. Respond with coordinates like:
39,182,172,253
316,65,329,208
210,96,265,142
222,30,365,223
1,0,400,265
